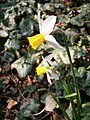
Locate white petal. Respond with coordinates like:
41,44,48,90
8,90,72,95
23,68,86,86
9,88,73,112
45,54,54,62
45,35,66,51
38,10,43,33
41,16,56,35
42,56,49,66
38,10,41,21
51,72,59,81
47,72,52,84
39,19,43,33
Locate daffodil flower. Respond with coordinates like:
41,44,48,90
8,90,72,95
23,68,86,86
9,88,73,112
36,66,50,75
36,56,59,84
27,14,65,51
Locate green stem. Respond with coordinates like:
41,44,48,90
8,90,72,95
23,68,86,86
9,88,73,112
63,81,78,120
51,93,71,120
63,35,82,120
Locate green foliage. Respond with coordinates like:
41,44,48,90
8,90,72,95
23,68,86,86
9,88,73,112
19,98,40,117
11,55,37,78
0,79,5,89
19,17,36,36
77,68,90,96
27,85,38,93
0,0,90,120
0,30,8,37
81,103,90,120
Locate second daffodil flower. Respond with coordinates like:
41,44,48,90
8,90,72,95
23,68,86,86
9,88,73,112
27,14,65,51
36,56,59,84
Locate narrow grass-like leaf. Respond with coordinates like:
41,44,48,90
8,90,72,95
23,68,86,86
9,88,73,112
59,93,77,99
50,93,71,120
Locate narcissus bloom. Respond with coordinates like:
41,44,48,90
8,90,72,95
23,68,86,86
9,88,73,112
36,56,59,84
27,15,65,51
36,66,50,75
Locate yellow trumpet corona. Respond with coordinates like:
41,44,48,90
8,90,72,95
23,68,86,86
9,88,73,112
36,66,50,75
36,66,47,75
27,34,44,50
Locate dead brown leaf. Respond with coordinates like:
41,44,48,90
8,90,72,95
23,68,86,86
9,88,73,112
45,94,59,112
7,99,17,109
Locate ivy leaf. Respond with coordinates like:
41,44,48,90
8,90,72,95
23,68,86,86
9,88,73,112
70,15,84,26
19,18,35,36
81,103,90,120
0,11,4,20
11,55,36,78
0,79,5,89
2,18,10,27
85,71,90,86
27,85,37,93
20,98,40,117
4,51,15,62
0,30,8,38
43,3,55,12
18,112,26,120
65,28,79,44
58,14,70,24
85,71,90,96
78,67,87,78
4,39,21,50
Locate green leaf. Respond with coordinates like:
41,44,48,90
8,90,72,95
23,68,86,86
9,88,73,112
59,93,77,99
0,11,4,20
38,88,47,92
51,93,70,120
81,103,90,120
78,67,87,78
18,112,26,120
86,88,90,96
4,39,21,50
43,3,55,12
85,71,90,86
40,94,47,104
11,56,32,78
4,51,15,62
58,14,70,24
11,55,36,78
65,28,79,44
0,30,8,38
20,98,40,117
2,18,10,27
19,17,35,36
0,79,5,89
36,74,44,82
54,80,63,95
70,15,84,27
27,85,37,93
